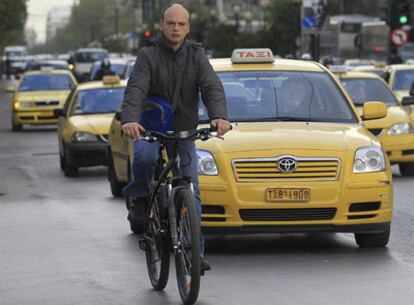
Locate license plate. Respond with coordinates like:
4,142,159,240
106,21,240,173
40,111,54,117
265,188,311,202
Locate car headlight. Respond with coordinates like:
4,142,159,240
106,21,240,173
353,147,385,173
13,101,32,109
72,131,98,142
197,150,218,175
388,122,413,135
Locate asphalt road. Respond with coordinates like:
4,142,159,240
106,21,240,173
1,79,414,305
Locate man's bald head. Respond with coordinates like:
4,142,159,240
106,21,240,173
160,3,191,51
161,3,190,22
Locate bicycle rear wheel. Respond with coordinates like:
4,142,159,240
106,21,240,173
145,201,170,290
174,188,201,305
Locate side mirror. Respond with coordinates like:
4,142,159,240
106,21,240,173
54,109,65,117
114,111,121,121
5,85,15,93
410,83,414,96
401,96,414,106
362,101,387,120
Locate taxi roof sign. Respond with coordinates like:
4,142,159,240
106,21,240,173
103,75,121,85
231,48,274,64
329,65,348,74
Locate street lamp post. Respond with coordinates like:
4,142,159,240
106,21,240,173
233,3,242,33
244,11,253,32
259,0,270,29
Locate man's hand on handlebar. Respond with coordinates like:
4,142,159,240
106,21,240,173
121,122,146,141
210,118,231,136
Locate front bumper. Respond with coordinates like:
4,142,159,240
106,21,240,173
13,110,58,125
203,222,390,234
66,142,109,167
199,174,393,233
380,134,414,163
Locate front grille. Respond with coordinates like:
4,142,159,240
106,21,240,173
35,100,59,106
239,208,337,221
202,205,225,222
349,202,380,212
368,128,383,136
348,214,376,220
202,205,225,214
38,116,57,120
233,156,340,182
402,149,414,156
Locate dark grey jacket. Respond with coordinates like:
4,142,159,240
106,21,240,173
121,34,227,131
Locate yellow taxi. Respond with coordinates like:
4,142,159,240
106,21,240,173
6,69,77,131
383,64,414,101
108,49,393,247
333,69,414,176
56,76,126,177
352,61,387,77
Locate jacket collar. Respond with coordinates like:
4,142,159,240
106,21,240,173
153,33,189,54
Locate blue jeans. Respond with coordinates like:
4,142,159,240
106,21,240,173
124,139,205,256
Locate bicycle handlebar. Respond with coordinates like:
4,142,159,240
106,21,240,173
141,127,217,143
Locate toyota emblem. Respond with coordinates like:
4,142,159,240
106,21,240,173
277,157,297,173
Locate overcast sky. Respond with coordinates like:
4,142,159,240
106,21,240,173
25,0,75,43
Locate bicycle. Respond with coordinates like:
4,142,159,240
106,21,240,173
137,127,217,305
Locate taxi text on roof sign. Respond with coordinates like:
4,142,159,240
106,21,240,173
231,48,274,64
329,65,348,74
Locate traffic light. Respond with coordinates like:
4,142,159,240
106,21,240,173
144,31,151,39
398,0,411,26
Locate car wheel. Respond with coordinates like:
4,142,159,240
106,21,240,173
59,144,65,171
354,227,390,248
63,145,79,177
11,118,22,131
399,163,414,176
107,154,126,197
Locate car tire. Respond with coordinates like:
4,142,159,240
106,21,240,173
11,118,22,131
59,149,65,171
107,154,126,197
354,227,390,248
63,145,79,177
399,163,414,176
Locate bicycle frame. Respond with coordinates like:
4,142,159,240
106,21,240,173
146,141,195,252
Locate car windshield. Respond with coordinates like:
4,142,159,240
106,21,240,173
393,69,414,91
18,74,75,92
70,87,125,115
356,69,384,77
75,51,107,63
199,71,357,123
90,63,127,79
341,78,399,106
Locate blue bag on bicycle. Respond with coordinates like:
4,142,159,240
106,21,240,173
139,96,173,134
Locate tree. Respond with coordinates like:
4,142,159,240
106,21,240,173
264,0,301,57
0,0,27,51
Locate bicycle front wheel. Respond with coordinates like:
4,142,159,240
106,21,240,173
174,188,201,305
145,209,170,290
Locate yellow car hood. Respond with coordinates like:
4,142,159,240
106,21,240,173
197,122,375,153
68,113,115,134
357,106,410,129
15,90,71,103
